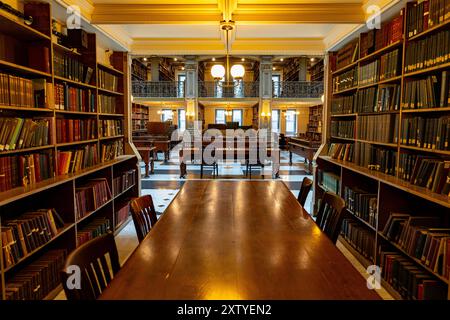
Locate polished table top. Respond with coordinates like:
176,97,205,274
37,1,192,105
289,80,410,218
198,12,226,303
100,180,380,300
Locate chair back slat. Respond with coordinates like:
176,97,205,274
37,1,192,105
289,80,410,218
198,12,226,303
130,195,158,243
315,192,346,244
297,177,313,207
61,232,120,300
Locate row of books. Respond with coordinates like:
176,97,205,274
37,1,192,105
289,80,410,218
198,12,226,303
382,213,450,278
404,29,450,73
1,209,64,268
401,72,450,109
98,69,119,92
56,144,98,176
56,118,97,143
331,95,355,114
0,73,52,109
398,154,450,194
113,169,136,197
0,152,54,192
327,143,354,162
380,250,447,300
357,114,399,143
360,13,403,57
318,170,340,194
334,40,359,71
101,140,124,162
75,178,112,219
406,0,450,39
99,119,122,138
354,142,397,176
98,95,118,114
330,120,355,138
341,218,375,261
3,250,66,300
0,117,51,152
333,68,357,92
377,85,401,112
77,218,111,247
400,116,450,150
343,186,377,228
53,51,94,84
115,202,130,228
358,60,379,86
54,83,96,112
379,49,401,81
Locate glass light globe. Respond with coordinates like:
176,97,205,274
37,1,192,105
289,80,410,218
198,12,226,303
231,64,245,79
211,64,225,79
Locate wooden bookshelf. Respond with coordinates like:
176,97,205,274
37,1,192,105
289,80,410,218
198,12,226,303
0,3,138,300
132,103,149,132
319,2,450,300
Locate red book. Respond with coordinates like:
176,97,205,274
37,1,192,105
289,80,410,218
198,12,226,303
33,153,41,182
423,0,430,32
68,120,74,142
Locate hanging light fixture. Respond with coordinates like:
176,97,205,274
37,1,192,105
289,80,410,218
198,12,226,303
211,64,226,80
210,20,245,83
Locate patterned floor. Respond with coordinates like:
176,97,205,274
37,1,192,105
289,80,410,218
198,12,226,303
141,150,314,214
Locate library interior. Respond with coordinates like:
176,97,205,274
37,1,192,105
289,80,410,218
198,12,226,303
0,0,450,302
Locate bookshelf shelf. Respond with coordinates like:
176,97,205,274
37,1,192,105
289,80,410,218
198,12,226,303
378,75,402,85
3,223,75,273
97,62,124,76
76,198,113,224
401,107,450,113
55,110,97,116
0,145,55,155
330,136,355,141
331,60,358,75
0,12,51,41
377,232,449,285
404,61,450,77
56,139,98,147
0,59,52,78
347,209,377,231
359,40,403,63
359,110,400,115
52,42,82,56
357,82,378,90
332,86,358,95
99,113,125,117
357,139,398,148
98,87,124,96
53,75,97,89
114,184,136,200
0,106,54,113
331,113,358,118
43,284,63,300
338,236,374,267
407,19,450,42
399,145,450,156
100,135,125,141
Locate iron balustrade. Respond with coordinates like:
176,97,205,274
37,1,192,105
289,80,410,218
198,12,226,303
198,81,259,98
273,81,324,98
132,81,185,98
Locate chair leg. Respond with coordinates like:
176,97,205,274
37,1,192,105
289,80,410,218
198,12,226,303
200,164,203,178
261,164,264,179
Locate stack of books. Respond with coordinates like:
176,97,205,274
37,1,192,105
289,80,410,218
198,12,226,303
75,178,112,219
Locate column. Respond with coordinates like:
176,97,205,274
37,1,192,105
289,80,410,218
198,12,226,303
150,57,161,81
184,57,200,134
259,56,273,132
298,57,308,81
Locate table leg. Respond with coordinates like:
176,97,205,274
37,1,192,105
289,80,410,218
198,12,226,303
289,151,293,165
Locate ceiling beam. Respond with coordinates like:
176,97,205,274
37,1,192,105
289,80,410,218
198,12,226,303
91,4,222,24
233,3,365,24
91,3,365,25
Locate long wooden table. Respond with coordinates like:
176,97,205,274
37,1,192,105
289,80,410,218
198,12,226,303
100,180,380,300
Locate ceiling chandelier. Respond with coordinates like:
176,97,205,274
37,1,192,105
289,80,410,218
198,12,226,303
210,20,245,83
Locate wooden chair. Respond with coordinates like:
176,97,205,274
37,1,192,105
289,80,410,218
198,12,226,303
315,192,347,244
61,232,120,300
130,195,158,243
297,177,313,207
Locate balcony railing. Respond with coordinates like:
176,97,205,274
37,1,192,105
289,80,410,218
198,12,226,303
198,81,259,98
132,81,185,98
273,81,324,99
